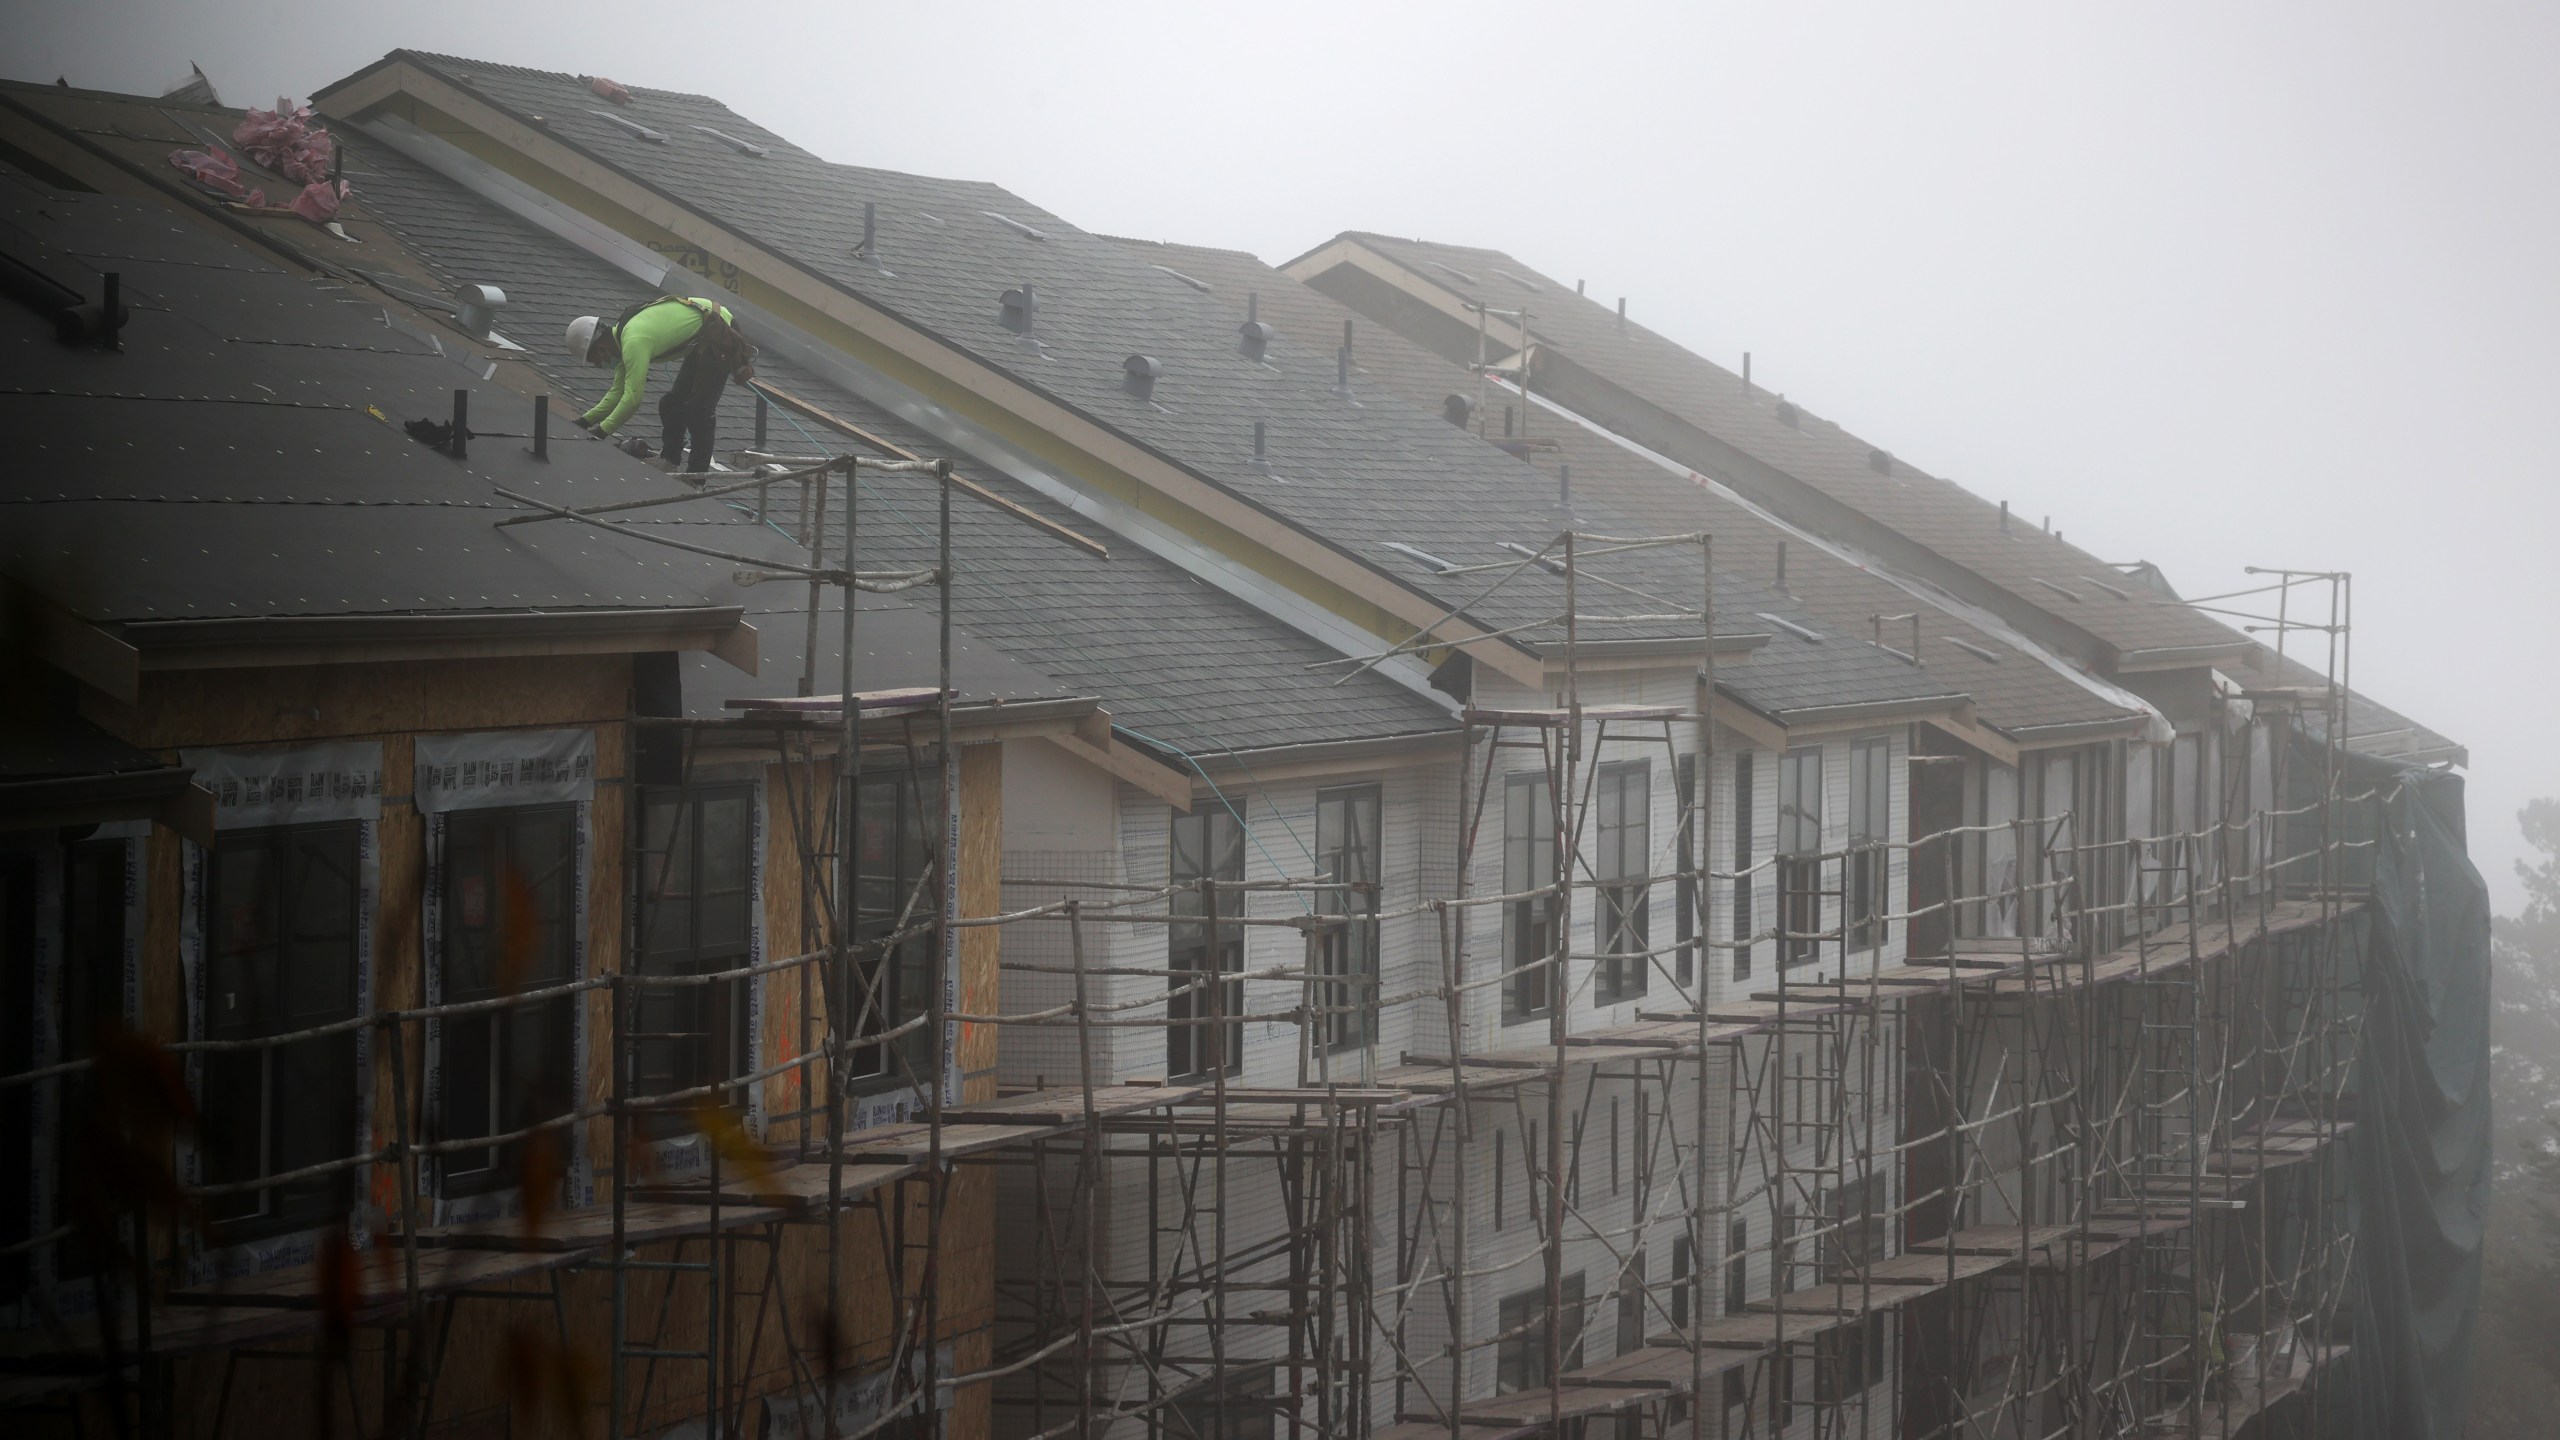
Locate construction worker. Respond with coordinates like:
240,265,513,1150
565,297,754,474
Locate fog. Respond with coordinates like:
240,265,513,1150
10,0,2551,905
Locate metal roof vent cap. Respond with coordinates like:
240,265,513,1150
1868,448,1892,475
999,285,1036,331
453,283,506,339
1775,399,1799,428
1443,394,1474,428
1123,354,1162,401
1239,291,1274,362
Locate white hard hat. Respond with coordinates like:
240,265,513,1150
566,315,600,358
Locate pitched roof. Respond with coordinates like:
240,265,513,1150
23,72,1446,759
0,147,1076,718
311,53,1964,724
1112,237,2148,744
1296,232,2260,669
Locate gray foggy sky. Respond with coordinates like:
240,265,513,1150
9,1,2551,905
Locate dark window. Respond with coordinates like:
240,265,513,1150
203,822,363,1240
1820,1171,1891,1279
635,785,754,1125
1815,1315,1888,1403
1777,748,1823,967
1162,1364,1274,1440
1732,751,1755,978
1726,1218,1749,1316
1,850,35,1298
1675,756,1697,987
1495,1272,1586,1393
55,841,129,1280
850,769,940,1083
1848,737,1890,950
1617,1249,1647,1354
1503,774,1557,1022
438,806,578,1194
1313,787,1380,1054
1169,803,1245,1079
1594,762,1650,1004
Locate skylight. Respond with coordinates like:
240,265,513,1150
1151,263,1212,293
1429,260,1480,284
983,211,1049,241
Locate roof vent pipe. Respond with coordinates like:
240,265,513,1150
454,282,506,339
1616,296,1626,332
1239,292,1275,362
1123,354,1162,402
1775,399,1799,428
857,201,875,258
1249,420,1272,474
1576,279,1585,295
2001,500,2011,533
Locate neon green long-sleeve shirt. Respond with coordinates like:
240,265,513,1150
581,298,731,435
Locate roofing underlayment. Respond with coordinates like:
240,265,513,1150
0,161,1077,721
1112,236,2149,745
1292,232,2266,668
309,53,1966,727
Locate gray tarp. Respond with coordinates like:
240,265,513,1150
2329,762,2490,1438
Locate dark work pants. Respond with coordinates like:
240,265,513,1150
658,343,730,473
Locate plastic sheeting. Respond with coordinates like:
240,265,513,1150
2327,759,2491,1439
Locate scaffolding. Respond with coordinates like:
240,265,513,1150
1,463,2392,1440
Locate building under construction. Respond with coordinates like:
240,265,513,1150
0,51,2486,1440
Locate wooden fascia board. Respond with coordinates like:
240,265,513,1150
3,581,142,702
1185,734,1464,789
1283,239,1533,359
1922,713,2023,769
323,66,1540,688
1706,686,1789,753
122,617,755,674
1045,732,1194,811
1779,697,1973,743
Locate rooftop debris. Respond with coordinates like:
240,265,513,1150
231,99,335,184
587,75,632,105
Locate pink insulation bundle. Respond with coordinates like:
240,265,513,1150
289,179,349,224
166,146,245,195
232,99,337,185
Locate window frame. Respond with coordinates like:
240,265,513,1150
1501,772,1558,1024
1593,760,1651,1004
1312,786,1381,1055
1495,1271,1586,1394
632,782,757,1125
1732,751,1757,979
1847,735,1890,951
1168,801,1246,1080
1776,746,1824,968
435,802,580,1197
200,820,365,1243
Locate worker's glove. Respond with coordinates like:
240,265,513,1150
572,414,597,431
